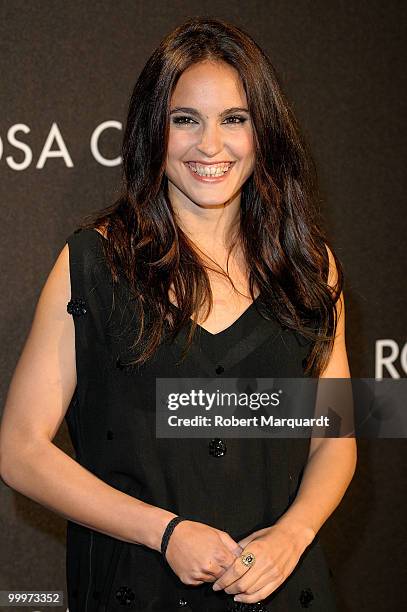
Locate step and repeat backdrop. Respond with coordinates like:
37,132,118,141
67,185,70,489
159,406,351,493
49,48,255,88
0,1,405,611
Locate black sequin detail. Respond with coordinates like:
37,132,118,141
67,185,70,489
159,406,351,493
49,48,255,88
67,298,87,316
208,438,227,457
177,599,190,608
299,587,314,608
115,585,135,605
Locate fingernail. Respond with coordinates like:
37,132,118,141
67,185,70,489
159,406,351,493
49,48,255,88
234,595,242,601
212,584,221,591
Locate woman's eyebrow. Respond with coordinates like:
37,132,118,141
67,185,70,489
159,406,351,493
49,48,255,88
169,106,250,116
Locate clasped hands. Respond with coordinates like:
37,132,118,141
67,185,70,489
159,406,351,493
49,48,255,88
165,519,315,605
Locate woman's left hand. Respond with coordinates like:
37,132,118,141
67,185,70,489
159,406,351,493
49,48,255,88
211,523,314,604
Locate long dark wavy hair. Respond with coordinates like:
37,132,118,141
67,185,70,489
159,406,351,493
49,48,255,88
78,16,343,377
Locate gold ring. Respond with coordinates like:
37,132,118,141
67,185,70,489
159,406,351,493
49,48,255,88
240,551,256,567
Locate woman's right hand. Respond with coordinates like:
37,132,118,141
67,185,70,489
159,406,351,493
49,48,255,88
164,519,243,585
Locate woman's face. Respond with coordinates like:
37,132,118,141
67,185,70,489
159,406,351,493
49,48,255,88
165,60,255,209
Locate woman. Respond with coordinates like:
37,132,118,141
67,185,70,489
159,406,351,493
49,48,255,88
0,16,356,612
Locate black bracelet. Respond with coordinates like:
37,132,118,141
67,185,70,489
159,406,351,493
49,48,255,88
161,516,187,559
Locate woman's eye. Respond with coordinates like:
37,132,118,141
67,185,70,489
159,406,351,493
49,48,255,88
171,116,196,125
223,115,247,124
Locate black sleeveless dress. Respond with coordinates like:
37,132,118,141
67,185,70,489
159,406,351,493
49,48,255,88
64,228,337,612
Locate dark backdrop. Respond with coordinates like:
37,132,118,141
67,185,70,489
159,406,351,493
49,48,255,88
0,1,406,611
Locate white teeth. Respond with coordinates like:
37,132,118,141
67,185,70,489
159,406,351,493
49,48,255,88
186,162,232,177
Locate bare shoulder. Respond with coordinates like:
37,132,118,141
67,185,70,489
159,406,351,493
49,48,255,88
27,242,72,323
324,243,339,290
323,242,347,345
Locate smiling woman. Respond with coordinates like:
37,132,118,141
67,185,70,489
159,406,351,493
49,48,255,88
166,61,254,206
0,15,356,612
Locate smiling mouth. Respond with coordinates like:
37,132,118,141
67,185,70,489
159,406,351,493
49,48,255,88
185,161,235,177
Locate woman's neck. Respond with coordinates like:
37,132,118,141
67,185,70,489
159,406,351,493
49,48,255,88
168,183,242,251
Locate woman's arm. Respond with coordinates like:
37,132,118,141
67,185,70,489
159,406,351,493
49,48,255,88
0,243,177,552
274,436,356,544
274,245,357,543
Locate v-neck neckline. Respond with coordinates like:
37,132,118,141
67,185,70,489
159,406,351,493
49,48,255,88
169,305,280,377
170,294,261,338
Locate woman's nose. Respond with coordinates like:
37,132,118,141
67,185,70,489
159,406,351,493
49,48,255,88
196,124,223,157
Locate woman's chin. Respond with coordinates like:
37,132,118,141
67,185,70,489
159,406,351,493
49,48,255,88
185,187,240,208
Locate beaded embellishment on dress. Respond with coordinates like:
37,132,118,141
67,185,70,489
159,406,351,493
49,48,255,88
67,297,87,316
